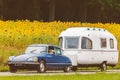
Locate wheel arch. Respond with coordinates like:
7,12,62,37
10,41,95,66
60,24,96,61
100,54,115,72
101,61,107,65
38,58,46,63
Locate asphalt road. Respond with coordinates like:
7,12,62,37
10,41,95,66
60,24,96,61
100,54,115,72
0,70,120,76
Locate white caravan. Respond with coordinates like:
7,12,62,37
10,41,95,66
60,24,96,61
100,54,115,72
59,27,119,71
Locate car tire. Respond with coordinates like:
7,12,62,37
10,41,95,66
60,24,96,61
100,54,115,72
9,66,17,73
100,62,107,71
63,66,71,72
71,66,77,72
37,60,46,73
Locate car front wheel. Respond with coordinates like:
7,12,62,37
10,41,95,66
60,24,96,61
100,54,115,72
37,60,46,73
9,66,17,73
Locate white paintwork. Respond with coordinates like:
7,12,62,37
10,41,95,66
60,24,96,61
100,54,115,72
59,27,119,67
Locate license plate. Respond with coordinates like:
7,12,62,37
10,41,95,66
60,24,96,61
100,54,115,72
14,63,23,66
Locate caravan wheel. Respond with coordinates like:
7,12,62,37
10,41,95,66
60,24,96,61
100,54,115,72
100,62,107,71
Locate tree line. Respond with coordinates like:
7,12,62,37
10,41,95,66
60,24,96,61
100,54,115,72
0,0,120,23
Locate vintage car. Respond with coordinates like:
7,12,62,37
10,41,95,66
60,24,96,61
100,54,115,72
8,44,71,73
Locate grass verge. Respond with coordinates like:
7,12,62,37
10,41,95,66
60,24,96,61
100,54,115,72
0,73,120,80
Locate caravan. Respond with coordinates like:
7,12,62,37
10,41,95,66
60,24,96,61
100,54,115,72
59,27,119,71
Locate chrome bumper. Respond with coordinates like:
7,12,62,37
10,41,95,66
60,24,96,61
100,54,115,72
8,61,39,66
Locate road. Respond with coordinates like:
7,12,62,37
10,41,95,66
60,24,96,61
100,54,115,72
0,70,120,76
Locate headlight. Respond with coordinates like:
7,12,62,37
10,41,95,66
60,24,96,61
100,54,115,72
8,56,15,61
27,57,38,62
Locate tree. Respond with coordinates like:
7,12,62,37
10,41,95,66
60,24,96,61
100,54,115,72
0,0,3,19
88,0,120,23
77,0,89,22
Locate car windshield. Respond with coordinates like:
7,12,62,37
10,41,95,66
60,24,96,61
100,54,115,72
25,46,47,54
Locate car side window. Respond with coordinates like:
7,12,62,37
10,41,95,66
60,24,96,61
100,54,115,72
48,46,55,54
55,47,62,55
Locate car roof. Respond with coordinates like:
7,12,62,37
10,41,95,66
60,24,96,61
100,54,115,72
28,44,60,48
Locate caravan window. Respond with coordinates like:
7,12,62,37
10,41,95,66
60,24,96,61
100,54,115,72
59,37,63,48
101,38,107,48
65,37,79,49
81,37,92,49
110,39,114,49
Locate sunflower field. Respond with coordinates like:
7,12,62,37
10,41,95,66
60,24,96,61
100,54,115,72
0,20,120,71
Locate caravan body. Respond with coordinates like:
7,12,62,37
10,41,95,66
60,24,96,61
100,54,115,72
59,27,119,71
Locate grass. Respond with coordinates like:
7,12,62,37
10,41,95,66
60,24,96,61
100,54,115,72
0,73,120,80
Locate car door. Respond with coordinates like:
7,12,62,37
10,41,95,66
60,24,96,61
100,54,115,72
45,46,68,68
53,47,68,68
45,46,62,68
45,46,56,63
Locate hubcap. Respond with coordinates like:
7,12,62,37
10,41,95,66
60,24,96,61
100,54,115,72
67,67,70,72
40,63,44,72
103,63,106,70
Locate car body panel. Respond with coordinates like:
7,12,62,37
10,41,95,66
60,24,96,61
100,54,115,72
8,44,71,71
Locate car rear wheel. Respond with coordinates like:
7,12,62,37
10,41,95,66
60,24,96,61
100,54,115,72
100,62,107,71
63,66,71,72
37,60,46,73
71,66,77,72
9,66,17,73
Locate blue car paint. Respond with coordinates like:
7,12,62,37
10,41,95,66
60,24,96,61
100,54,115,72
8,44,72,70
10,52,71,69
36,53,71,68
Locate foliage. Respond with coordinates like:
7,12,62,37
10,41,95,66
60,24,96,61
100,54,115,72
88,0,120,23
0,20,120,71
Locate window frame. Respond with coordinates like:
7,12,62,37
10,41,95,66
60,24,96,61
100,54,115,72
100,38,107,48
59,37,63,48
81,37,92,49
64,37,79,49
109,38,114,49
